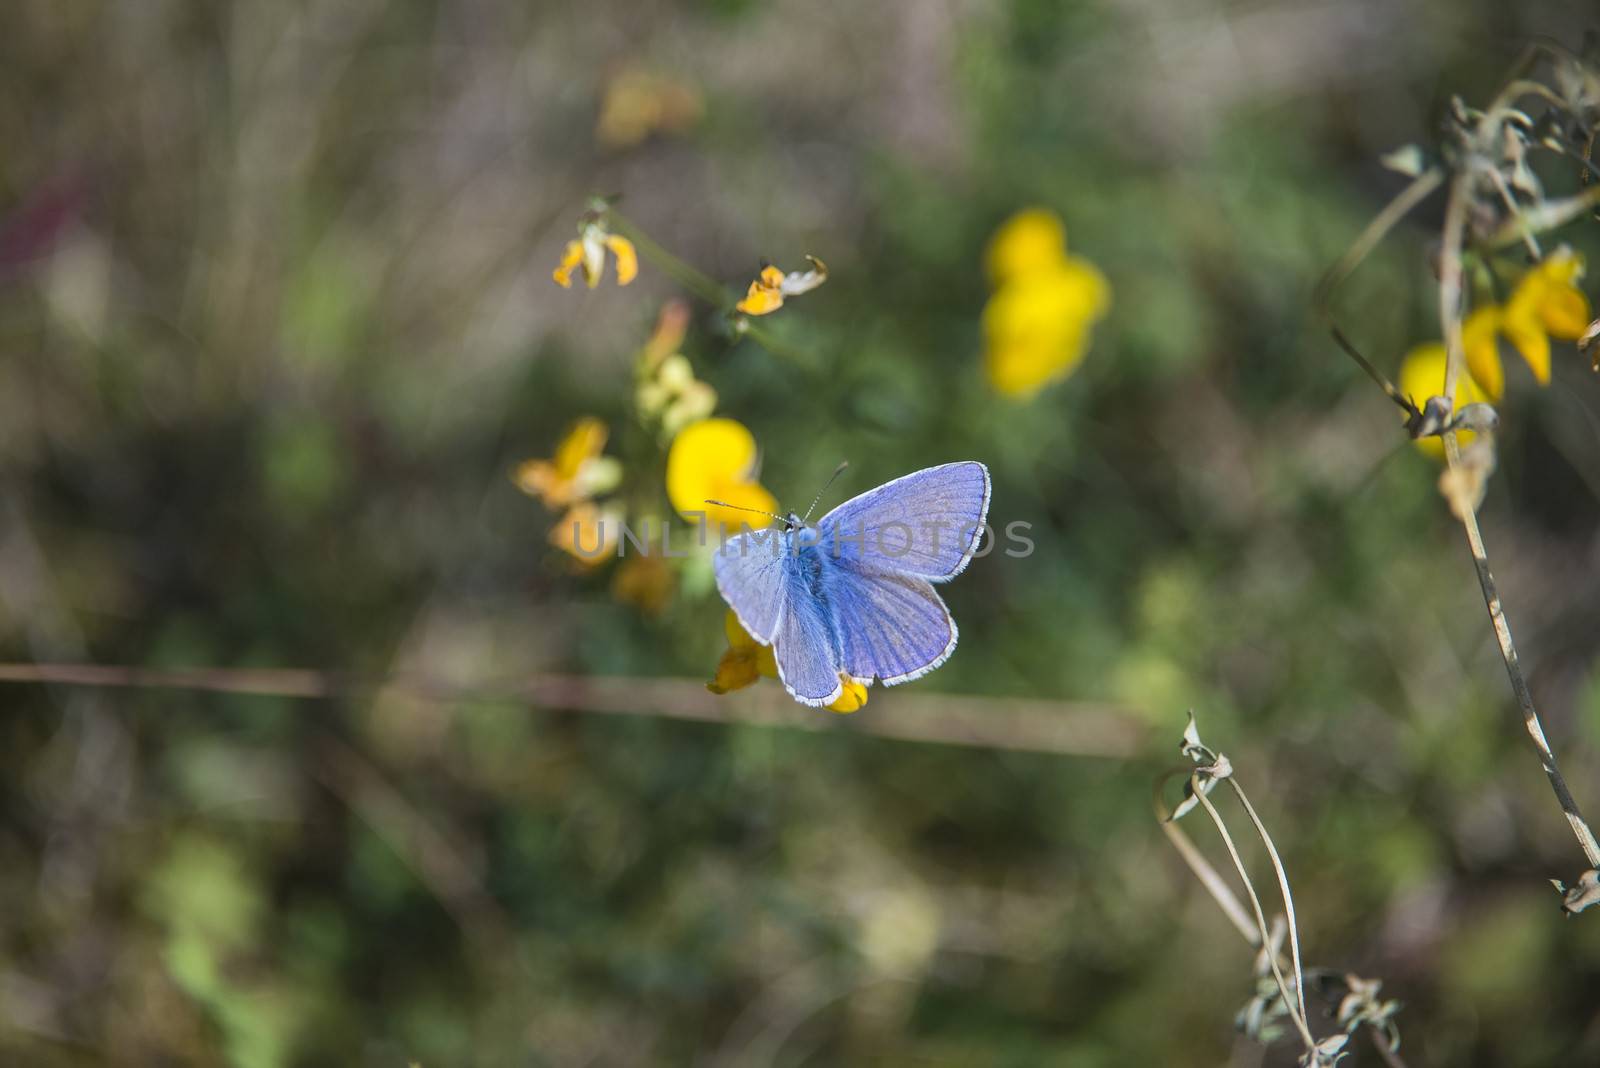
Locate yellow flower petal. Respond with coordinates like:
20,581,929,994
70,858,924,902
549,501,621,566
707,647,762,694
605,235,638,285
735,286,784,316
1397,342,1488,460
641,299,690,370
554,418,608,480
981,261,1108,399
986,208,1068,284
552,240,584,288
612,553,674,616
736,267,786,316
1462,306,1505,401
724,607,758,650
1540,281,1592,339
665,417,779,533
1503,313,1552,385
827,676,869,714
708,610,778,693
516,418,612,509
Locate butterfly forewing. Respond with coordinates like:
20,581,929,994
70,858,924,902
712,527,789,644
817,461,990,582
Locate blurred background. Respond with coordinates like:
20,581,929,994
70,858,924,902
4,1,1600,1065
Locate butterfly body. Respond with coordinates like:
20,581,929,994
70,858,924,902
714,461,990,706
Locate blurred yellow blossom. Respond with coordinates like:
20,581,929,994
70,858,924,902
638,354,718,437
596,68,703,149
735,256,828,316
707,611,868,713
513,418,622,509
640,299,691,372
553,219,637,289
549,500,623,567
665,417,778,534
982,208,1110,400
1398,342,1490,460
1463,248,1591,399
636,301,718,435
986,208,1069,283
707,610,778,694
612,551,675,616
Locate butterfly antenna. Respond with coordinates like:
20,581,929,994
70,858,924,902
802,461,850,523
704,499,786,523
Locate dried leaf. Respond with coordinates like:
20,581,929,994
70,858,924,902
1379,144,1427,177
1555,868,1600,915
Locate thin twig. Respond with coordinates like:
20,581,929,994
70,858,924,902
1224,780,1309,1028
0,661,1145,759
1440,435,1600,869
1313,168,1443,315
1191,780,1320,1055
1154,771,1259,944
1434,166,1600,871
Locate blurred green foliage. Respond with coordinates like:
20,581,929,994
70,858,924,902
3,1,1600,1066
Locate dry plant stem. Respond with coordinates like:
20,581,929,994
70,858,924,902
1485,165,1541,261
0,661,1144,759
1313,168,1443,313
1224,780,1308,1027
1438,173,1470,403
1443,434,1600,867
1154,777,1259,944
1371,1028,1408,1068
1158,768,1411,1066
605,210,730,307
1191,780,1319,1054
1434,169,1600,871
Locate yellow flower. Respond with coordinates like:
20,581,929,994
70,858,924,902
595,68,703,149
513,418,622,510
612,552,675,616
707,609,778,694
1463,249,1591,399
828,677,869,714
707,610,868,713
734,256,828,316
553,221,638,289
549,500,623,567
1398,342,1490,460
986,208,1069,284
665,417,779,535
637,352,718,437
981,208,1110,400
641,299,691,373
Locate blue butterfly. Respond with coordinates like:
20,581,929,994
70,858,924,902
712,461,991,707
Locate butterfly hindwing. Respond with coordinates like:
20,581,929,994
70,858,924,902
826,563,957,686
817,461,990,582
773,549,846,706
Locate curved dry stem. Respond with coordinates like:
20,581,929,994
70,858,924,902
1313,168,1443,315
1191,776,1319,1055
1224,780,1309,1027
1154,769,1260,944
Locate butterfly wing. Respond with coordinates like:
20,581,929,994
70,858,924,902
712,528,790,644
825,563,957,686
817,461,990,582
772,549,847,707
